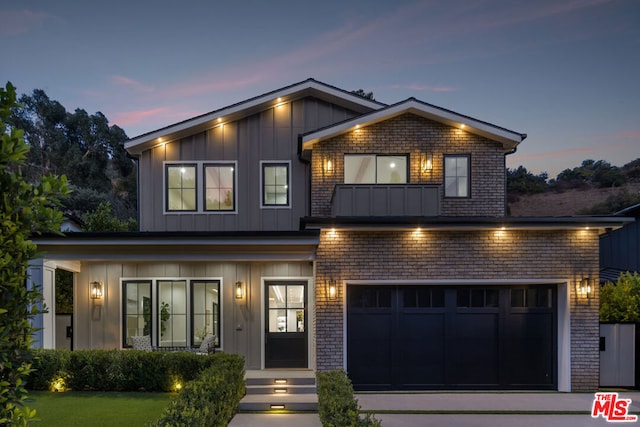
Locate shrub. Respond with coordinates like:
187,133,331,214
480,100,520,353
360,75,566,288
151,353,245,427
600,271,640,323
317,370,380,427
28,349,222,392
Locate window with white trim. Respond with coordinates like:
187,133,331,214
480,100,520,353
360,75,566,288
204,164,235,211
444,155,470,197
262,162,290,207
164,161,236,214
344,154,407,184
166,164,197,211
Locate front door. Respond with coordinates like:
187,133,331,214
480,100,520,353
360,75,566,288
265,282,307,368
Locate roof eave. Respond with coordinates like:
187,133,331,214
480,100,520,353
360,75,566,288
300,216,634,232
301,99,526,151
124,79,385,155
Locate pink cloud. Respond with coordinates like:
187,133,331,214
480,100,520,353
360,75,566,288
604,130,640,139
0,9,49,36
110,107,173,127
109,75,154,93
514,147,596,161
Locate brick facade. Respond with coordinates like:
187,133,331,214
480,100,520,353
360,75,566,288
314,228,600,391
311,113,507,218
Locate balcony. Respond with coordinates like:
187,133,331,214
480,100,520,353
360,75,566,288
331,184,440,217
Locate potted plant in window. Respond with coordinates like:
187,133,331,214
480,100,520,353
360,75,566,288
160,302,170,337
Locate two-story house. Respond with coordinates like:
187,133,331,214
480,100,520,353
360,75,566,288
30,78,631,392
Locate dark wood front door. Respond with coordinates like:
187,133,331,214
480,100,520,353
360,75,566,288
265,282,308,368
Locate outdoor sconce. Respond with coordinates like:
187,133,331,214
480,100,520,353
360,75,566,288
90,281,103,305
323,154,335,178
577,278,593,300
235,281,245,300
326,278,337,300
420,153,433,173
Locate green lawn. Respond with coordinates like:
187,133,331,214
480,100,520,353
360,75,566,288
26,391,173,427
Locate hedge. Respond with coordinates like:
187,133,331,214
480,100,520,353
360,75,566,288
150,354,245,427
317,370,380,427
28,349,238,393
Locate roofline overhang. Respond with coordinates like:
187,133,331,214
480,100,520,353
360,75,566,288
124,78,385,156
301,98,527,152
300,216,634,232
32,230,320,262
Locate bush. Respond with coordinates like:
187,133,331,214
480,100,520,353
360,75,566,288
28,349,224,392
151,353,245,427
317,370,380,427
600,271,640,323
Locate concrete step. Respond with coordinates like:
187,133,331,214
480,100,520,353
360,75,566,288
245,384,317,395
239,370,318,412
238,393,318,412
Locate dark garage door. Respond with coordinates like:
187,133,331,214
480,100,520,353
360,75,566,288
347,285,557,390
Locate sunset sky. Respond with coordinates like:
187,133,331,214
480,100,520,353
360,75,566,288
1,0,638,178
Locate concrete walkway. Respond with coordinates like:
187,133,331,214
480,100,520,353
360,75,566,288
229,391,640,427
358,391,640,427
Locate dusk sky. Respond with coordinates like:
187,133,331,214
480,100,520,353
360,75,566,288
1,0,638,178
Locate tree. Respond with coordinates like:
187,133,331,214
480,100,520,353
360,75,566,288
600,272,640,323
0,82,70,425
8,89,136,223
507,166,549,194
351,89,375,101
83,201,137,232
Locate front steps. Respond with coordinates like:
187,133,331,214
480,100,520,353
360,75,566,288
238,370,318,412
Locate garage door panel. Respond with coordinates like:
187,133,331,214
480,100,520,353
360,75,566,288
397,312,446,386
504,312,555,386
347,313,392,389
451,313,499,385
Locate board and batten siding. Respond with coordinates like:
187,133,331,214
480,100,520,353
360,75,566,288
75,260,313,370
138,98,359,232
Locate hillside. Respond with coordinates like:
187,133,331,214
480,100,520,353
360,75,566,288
508,183,640,217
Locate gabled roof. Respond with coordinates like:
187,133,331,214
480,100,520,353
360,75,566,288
301,98,527,152
125,78,386,155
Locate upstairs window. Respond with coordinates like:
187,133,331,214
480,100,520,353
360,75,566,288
262,162,290,207
166,164,197,211
204,164,235,211
164,161,236,214
444,155,470,198
344,154,407,184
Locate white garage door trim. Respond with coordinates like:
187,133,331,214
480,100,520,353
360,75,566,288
342,278,571,392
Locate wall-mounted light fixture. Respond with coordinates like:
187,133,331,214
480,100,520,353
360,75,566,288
577,277,593,300
420,153,433,173
90,281,103,304
235,281,245,300
325,278,337,300
323,154,335,178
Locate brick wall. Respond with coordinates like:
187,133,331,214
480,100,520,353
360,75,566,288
310,113,507,217
314,227,600,391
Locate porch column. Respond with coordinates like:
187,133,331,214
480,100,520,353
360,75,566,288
27,259,56,349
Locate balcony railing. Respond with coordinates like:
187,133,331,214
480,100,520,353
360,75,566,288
331,184,440,217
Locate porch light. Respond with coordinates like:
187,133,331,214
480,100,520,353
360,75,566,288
326,278,337,300
323,154,335,177
420,153,433,173
235,281,245,300
577,278,593,300
90,281,103,302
